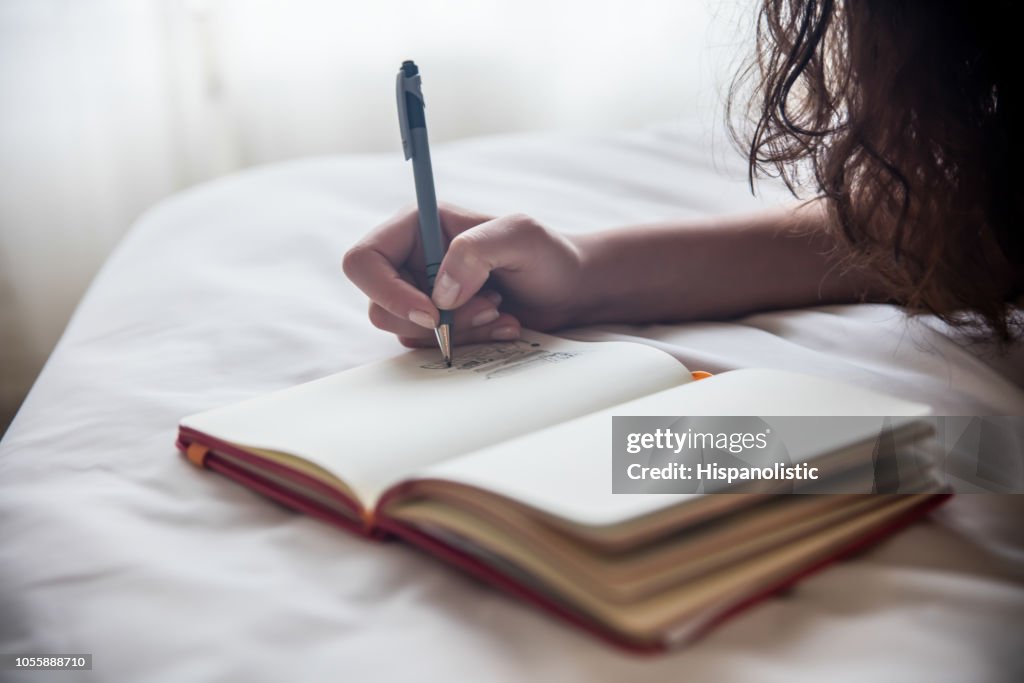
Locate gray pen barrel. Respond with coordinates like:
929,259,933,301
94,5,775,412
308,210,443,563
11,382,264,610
410,127,444,285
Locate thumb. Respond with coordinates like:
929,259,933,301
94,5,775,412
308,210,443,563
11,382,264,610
431,214,542,310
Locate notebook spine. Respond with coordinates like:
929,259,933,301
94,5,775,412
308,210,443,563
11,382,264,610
175,428,387,541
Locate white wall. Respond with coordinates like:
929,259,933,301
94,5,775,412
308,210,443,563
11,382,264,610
0,0,753,431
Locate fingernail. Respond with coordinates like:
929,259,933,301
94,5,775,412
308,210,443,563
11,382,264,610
491,325,519,340
408,310,436,329
471,308,500,328
432,272,460,309
482,291,502,307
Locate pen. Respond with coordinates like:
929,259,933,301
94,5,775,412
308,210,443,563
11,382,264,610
396,60,453,367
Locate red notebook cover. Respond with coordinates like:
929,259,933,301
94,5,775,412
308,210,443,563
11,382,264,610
176,427,951,653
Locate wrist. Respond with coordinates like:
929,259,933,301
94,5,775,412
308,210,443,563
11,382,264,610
566,228,662,326
564,232,603,326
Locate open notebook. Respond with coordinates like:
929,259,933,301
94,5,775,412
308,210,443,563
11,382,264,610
177,331,948,652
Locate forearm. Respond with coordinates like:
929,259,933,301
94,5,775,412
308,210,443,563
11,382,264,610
570,201,886,325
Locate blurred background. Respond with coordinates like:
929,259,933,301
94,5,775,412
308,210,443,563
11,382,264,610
0,0,752,434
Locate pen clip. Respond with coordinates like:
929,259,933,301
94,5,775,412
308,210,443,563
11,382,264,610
396,70,424,161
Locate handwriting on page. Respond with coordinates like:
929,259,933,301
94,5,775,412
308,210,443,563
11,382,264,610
419,340,580,379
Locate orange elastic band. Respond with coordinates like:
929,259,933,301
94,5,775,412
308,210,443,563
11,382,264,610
186,443,210,468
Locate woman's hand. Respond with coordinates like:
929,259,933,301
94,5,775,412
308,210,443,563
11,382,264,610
343,204,586,347
345,200,879,346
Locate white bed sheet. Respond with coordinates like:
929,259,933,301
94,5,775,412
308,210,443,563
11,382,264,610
2,121,1023,682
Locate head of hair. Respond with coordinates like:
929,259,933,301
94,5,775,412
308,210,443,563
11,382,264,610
730,0,1022,342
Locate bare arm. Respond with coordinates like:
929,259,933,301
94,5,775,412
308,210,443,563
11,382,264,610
570,200,886,326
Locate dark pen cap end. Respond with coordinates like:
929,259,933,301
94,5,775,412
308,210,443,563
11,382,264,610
401,60,419,76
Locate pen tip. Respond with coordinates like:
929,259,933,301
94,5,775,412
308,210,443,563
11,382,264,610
435,323,453,368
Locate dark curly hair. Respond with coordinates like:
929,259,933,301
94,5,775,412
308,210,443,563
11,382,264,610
730,0,1022,342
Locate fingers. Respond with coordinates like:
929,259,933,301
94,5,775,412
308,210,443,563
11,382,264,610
397,313,522,348
431,214,544,310
369,290,522,346
344,245,438,328
342,203,497,326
